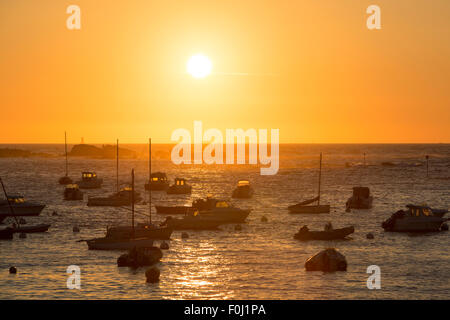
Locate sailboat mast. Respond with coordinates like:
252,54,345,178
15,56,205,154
116,139,119,193
318,152,322,205
148,138,152,225
131,169,135,239
64,131,68,177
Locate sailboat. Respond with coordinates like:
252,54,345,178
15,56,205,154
86,169,157,250
87,139,141,206
288,153,331,214
58,132,73,185
0,177,50,235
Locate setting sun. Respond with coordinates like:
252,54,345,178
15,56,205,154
187,54,212,78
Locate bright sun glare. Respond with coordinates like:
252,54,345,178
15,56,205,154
187,54,212,78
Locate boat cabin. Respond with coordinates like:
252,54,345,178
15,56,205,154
215,201,231,208
237,180,250,187
174,178,187,186
405,205,433,217
81,172,98,180
353,187,370,198
151,172,167,182
6,195,26,204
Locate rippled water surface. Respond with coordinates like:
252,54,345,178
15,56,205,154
0,144,449,299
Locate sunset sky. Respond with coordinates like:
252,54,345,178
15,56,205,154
1,0,449,143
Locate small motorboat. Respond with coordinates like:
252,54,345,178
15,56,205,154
161,215,221,230
232,180,254,199
76,172,103,189
155,205,193,215
346,187,373,210
11,223,50,233
64,184,84,200
0,195,46,217
382,204,449,232
87,188,142,206
145,172,169,191
294,224,354,241
198,200,251,223
166,178,192,194
0,227,14,240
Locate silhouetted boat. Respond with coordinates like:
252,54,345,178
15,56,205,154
145,172,169,191
86,169,160,250
161,215,221,230
167,178,192,194
76,171,103,189
0,178,50,236
87,188,142,206
0,195,45,217
64,184,84,200
294,225,354,241
346,187,373,210
11,223,50,233
382,205,449,232
58,131,73,185
232,180,254,198
198,200,251,223
288,153,330,214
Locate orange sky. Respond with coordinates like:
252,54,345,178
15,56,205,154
1,0,449,143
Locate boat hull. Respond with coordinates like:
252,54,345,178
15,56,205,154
144,182,168,191
76,179,103,189
346,196,373,209
86,237,155,250
166,186,192,194
107,225,173,240
288,205,330,214
383,217,445,232
0,204,45,217
200,209,251,223
232,187,254,199
0,227,14,240
155,205,192,215
11,224,51,233
294,226,354,241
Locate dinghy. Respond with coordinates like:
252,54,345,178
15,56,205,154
11,223,50,233
294,225,354,241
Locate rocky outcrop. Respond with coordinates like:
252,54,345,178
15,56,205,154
69,144,136,159
305,248,347,272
